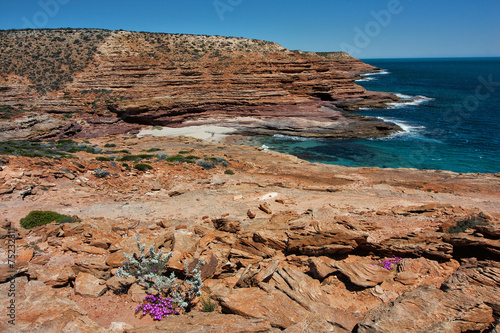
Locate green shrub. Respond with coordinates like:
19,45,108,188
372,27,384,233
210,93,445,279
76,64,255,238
96,156,113,161
224,169,235,175
197,160,215,170
447,214,488,234
165,155,199,163
20,210,80,229
134,163,153,171
200,294,216,312
117,154,153,162
94,168,110,178
104,143,116,148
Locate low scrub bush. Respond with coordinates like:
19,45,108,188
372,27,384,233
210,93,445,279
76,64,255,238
20,210,80,229
447,214,488,234
165,155,199,163
134,163,153,171
118,231,204,320
94,168,110,178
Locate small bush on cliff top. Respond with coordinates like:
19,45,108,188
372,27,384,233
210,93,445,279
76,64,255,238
447,214,488,234
134,163,153,171
20,210,80,229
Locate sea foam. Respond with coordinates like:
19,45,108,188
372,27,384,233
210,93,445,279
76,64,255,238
387,94,434,109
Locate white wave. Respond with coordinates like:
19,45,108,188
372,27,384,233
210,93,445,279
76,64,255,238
393,93,413,100
387,95,434,109
377,117,424,135
261,144,269,151
355,77,376,82
376,117,444,143
361,70,390,76
271,134,314,142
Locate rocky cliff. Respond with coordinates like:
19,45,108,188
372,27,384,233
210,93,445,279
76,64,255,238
0,29,399,139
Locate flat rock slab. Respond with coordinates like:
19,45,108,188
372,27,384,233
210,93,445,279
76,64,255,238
357,285,495,333
74,272,107,298
335,262,391,288
128,312,277,333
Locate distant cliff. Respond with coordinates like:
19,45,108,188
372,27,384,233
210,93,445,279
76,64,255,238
0,29,399,139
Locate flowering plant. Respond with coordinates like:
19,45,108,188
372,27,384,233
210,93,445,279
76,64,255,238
136,294,180,320
373,257,402,270
118,231,204,320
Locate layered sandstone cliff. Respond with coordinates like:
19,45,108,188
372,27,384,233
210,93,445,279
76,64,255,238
0,29,399,139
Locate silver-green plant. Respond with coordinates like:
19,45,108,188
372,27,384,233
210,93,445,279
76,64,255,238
117,231,203,310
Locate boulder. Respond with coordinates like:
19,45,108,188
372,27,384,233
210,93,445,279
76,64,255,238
361,232,454,260
236,259,280,288
335,262,391,288
73,256,111,280
252,230,288,251
475,224,500,239
270,266,330,310
34,265,75,287
442,233,500,257
16,247,34,262
307,256,338,280
106,251,126,268
213,218,241,233
287,228,367,256
106,275,136,293
212,286,310,329
74,272,107,298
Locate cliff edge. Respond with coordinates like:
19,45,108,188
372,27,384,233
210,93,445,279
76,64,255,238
0,29,399,139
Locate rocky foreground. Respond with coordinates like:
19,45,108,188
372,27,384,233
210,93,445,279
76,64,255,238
0,134,499,332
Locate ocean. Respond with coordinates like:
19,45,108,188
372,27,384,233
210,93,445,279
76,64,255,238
257,58,500,173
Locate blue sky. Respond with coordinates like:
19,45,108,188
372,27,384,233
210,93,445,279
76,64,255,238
1,0,499,59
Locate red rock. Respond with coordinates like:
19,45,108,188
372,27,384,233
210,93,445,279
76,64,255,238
307,256,338,280
105,251,126,268
16,247,34,262
0,280,103,332
259,203,273,215
335,262,391,288
247,210,256,219
74,272,107,298
287,228,367,256
127,312,275,332
105,275,136,293
73,256,111,280
213,286,310,329
362,232,454,260
35,265,75,287
270,210,300,224
213,218,241,233
357,285,495,333
0,261,28,283
252,230,288,251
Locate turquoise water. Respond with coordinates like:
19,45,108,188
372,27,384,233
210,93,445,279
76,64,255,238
257,58,500,173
